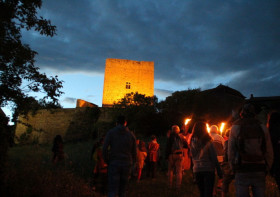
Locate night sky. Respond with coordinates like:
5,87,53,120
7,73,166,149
17,0,280,109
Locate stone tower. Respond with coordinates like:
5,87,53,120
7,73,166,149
102,58,154,107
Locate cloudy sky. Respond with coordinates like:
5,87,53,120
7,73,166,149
15,0,280,110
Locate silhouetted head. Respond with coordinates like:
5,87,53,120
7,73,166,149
191,121,212,145
210,125,219,134
117,115,126,126
99,136,105,144
54,135,63,144
139,140,147,152
151,135,156,141
240,103,256,118
172,125,180,134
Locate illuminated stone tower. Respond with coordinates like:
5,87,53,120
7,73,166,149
102,58,154,107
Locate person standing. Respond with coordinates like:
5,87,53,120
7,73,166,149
228,104,273,197
221,129,235,197
52,135,65,165
268,111,280,191
190,121,223,197
209,125,225,195
209,125,225,162
181,124,192,174
135,140,147,182
92,137,108,195
146,135,160,179
102,115,137,197
165,125,188,190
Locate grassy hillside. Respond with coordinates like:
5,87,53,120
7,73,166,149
3,140,280,197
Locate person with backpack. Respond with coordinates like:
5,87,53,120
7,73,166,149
190,121,223,197
146,135,160,179
102,115,137,197
165,125,188,190
228,104,273,197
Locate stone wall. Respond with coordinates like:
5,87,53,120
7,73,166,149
102,58,154,107
15,107,100,144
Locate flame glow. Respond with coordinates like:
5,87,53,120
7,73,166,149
184,118,191,125
220,122,226,135
206,123,210,133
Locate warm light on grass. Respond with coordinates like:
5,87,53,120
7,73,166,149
5,138,280,197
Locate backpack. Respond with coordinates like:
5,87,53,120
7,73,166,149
171,134,183,152
235,118,266,172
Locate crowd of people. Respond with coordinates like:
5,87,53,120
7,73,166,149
54,104,280,197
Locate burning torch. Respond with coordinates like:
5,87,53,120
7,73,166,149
206,123,211,133
219,122,226,135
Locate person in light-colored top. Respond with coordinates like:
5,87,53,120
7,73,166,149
190,121,223,197
209,125,225,162
209,125,225,195
136,140,147,181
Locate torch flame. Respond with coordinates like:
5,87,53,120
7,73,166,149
220,122,226,135
206,123,210,133
184,118,191,125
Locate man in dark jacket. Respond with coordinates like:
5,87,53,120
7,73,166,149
102,115,137,197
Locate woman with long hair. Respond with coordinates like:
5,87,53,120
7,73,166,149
190,121,223,197
136,140,147,181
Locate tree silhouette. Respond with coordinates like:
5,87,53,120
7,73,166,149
112,92,164,136
0,0,63,122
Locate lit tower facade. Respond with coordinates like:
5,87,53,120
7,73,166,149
102,58,154,107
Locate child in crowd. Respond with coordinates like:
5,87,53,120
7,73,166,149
147,135,160,179
136,140,147,181
92,137,107,195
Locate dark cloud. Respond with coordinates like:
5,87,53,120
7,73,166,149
63,97,76,104
155,88,173,99
22,0,280,98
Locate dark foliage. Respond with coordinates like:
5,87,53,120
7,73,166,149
0,0,63,123
158,85,245,127
112,92,166,136
158,89,201,127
